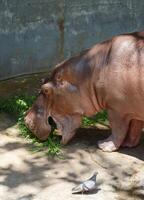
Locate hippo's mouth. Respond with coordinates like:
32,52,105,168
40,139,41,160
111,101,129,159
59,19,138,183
48,116,60,133
25,112,81,145
49,116,64,135
49,114,82,144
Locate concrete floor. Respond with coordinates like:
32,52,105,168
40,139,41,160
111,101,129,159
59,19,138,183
0,113,144,200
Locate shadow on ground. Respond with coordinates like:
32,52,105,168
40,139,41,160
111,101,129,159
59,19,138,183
70,127,144,161
0,113,16,131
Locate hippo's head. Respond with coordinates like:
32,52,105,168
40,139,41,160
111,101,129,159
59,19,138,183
24,58,95,144
24,78,83,144
25,76,85,144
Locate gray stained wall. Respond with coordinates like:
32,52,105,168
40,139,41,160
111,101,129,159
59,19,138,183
0,0,144,80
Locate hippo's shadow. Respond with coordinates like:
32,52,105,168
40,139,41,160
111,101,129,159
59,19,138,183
71,128,110,146
66,127,144,161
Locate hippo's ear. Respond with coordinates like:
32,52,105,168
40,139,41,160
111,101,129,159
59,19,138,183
41,83,53,96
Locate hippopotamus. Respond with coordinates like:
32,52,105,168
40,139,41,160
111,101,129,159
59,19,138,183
24,31,144,152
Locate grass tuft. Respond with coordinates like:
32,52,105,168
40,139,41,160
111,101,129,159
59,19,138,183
82,110,108,127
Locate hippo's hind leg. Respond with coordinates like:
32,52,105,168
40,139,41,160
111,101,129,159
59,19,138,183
122,119,143,147
98,110,129,152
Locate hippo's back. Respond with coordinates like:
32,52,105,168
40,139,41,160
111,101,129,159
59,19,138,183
103,32,144,117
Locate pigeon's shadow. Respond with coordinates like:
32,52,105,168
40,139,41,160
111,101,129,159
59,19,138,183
72,188,101,195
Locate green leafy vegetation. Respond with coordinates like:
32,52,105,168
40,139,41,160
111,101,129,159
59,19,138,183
0,95,108,157
82,110,108,127
0,95,61,157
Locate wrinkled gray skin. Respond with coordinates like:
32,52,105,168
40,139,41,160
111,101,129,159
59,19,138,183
25,31,144,152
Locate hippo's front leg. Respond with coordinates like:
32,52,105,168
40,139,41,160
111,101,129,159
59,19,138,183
98,110,129,152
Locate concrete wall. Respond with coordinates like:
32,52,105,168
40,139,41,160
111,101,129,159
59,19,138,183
0,0,144,80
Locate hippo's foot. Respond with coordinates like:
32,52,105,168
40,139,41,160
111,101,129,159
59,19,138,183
98,136,118,152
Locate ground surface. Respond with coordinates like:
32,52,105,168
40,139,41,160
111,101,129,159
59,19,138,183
1,75,144,200
0,113,144,200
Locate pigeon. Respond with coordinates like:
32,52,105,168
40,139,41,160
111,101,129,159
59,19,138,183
72,172,98,194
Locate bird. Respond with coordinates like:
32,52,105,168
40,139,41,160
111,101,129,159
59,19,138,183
72,171,98,194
